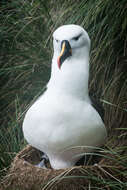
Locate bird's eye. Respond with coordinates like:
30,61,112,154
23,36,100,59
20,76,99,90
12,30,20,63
73,36,79,41
72,33,82,41
55,39,59,43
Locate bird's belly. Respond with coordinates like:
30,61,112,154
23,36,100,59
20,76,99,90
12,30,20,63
23,101,84,152
23,97,106,157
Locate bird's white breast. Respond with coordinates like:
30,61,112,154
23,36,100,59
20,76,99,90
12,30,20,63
23,89,107,168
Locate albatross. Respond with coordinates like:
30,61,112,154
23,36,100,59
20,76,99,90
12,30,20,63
22,24,107,169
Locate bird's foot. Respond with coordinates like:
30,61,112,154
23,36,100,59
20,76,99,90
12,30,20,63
36,153,49,169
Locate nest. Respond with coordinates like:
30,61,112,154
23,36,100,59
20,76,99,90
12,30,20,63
0,145,126,190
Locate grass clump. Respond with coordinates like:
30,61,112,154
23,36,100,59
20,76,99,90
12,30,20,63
0,0,51,176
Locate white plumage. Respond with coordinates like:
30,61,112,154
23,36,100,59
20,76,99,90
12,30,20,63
23,24,107,169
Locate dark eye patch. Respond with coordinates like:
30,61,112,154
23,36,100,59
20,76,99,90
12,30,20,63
72,33,82,41
55,39,59,43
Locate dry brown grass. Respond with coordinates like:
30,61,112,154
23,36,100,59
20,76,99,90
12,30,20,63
1,144,127,190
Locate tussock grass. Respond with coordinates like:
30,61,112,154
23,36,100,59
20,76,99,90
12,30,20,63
0,0,127,189
0,0,51,175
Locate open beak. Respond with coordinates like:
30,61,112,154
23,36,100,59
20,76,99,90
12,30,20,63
57,40,72,69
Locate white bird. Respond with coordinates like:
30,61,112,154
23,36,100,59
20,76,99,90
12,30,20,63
22,24,107,169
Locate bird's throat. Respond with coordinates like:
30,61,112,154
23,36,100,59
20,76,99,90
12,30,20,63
48,59,89,100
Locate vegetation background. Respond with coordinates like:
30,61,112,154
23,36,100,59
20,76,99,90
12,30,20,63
0,0,127,189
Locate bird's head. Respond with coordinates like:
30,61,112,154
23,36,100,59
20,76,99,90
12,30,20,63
53,24,91,69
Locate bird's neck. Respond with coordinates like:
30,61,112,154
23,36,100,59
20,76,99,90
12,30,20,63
47,55,90,101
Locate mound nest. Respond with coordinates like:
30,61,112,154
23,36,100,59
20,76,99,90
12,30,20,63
0,145,126,190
